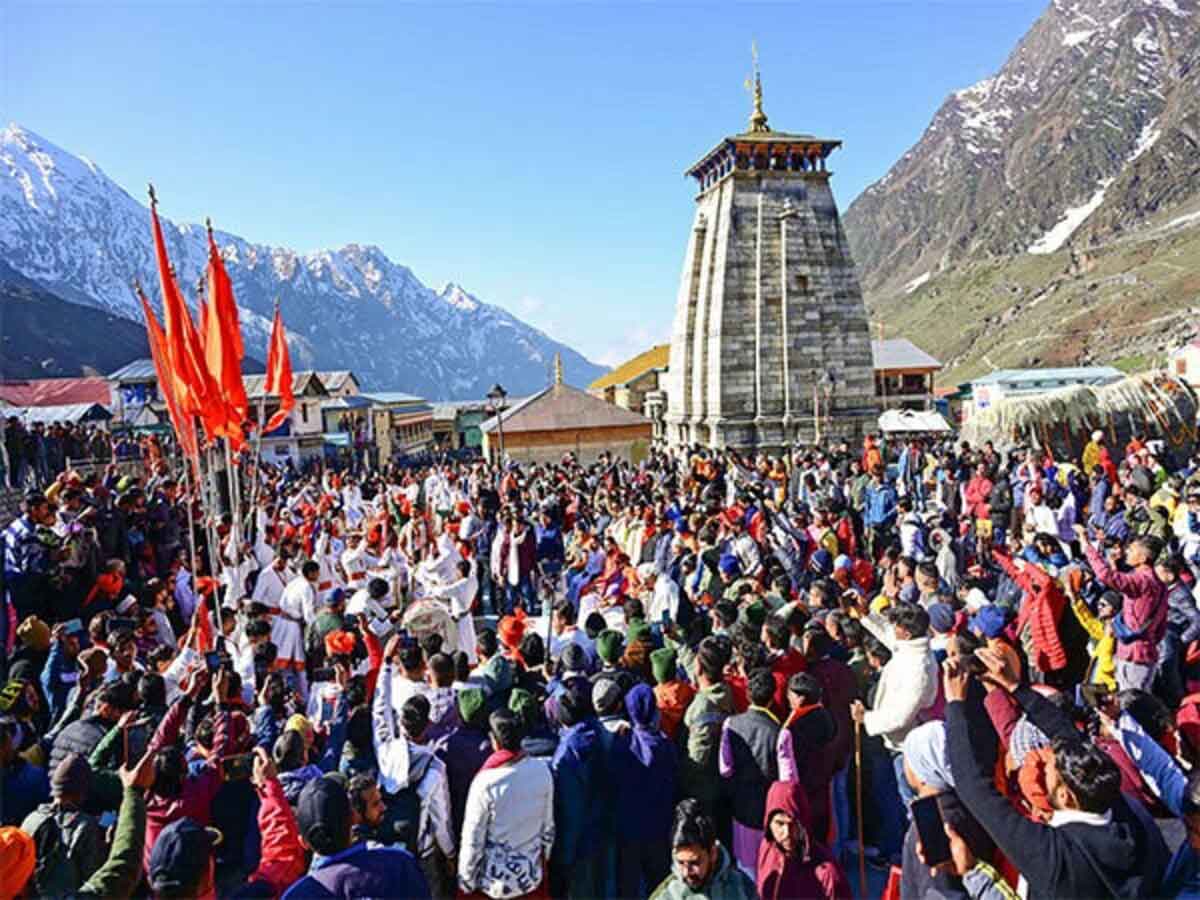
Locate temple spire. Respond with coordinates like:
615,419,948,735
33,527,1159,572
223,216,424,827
553,352,564,386
746,41,769,133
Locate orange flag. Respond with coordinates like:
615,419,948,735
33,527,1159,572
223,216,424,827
135,281,200,471
149,188,221,438
203,223,249,448
264,303,294,433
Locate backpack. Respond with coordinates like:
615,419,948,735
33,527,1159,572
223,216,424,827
25,805,90,897
380,783,423,854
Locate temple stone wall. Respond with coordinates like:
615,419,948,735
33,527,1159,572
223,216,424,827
667,157,878,452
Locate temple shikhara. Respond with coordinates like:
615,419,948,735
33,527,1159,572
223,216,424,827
664,56,877,451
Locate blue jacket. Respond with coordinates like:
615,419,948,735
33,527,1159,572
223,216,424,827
282,842,430,899
550,719,605,867
863,482,898,528
2,758,49,826
615,688,678,844
41,640,78,726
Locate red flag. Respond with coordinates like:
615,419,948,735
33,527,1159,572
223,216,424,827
264,303,294,433
203,224,249,448
135,281,200,471
149,188,221,438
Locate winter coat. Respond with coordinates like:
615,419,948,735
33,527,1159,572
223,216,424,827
615,685,678,844
1085,543,1167,665
434,723,492,837
681,682,736,810
550,719,605,867
458,753,556,899
859,616,939,751
650,844,757,900
654,680,696,741
283,843,431,899
756,781,851,900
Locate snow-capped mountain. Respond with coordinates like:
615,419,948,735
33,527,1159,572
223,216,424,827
843,0,1200,295
0,123,605,397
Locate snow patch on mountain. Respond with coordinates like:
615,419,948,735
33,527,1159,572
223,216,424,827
0,123,604,398
1028,178,1114,254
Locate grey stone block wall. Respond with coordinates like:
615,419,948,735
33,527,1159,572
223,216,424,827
667,149,878,451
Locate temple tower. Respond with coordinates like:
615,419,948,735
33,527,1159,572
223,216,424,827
664,63,877,451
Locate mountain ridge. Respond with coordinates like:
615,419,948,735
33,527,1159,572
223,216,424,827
0,123,606,399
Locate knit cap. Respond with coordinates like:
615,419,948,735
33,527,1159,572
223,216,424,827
592,677,623,713
285,714,312,739
51,753,92,800
927,603,955,635
739,600,767,630
651,647,677,685
457,687,486,726
0,826,35,900
718,553,741,577
508,688,536,720
16,617,50,652
970,604,1007,639
627,620,651,646
595,629,624,664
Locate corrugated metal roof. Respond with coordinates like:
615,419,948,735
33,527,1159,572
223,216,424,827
15,402,112,424
589,344,670,390
971,366,1122,386
871,339,942,371
365,391,427,405
479,383,650,434
0,378,113,408
108,359,158,381
243,371,325,399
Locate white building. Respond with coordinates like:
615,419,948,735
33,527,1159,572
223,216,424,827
1170,342,1200,390
963,366,1123,422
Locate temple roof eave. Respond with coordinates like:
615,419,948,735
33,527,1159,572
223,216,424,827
684,133,842,179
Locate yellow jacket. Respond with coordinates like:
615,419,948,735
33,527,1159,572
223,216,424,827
1069,596,1116,690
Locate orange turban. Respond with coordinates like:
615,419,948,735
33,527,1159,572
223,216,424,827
0,827,35,900
325,630,356,658
498,609,527,650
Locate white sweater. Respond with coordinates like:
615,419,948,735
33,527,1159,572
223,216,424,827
861,615,940,750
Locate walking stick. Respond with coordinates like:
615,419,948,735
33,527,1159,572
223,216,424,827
855,719,868,900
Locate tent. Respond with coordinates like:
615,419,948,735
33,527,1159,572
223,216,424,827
878,409,952,434
961,371,1198,464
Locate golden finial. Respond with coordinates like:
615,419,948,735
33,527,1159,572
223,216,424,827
554,352,564,386
745,40,769,133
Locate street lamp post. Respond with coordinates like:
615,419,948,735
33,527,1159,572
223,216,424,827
486,383,509,464
820,370,836,444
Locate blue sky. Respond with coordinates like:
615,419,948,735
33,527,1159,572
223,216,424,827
3,0,1045,367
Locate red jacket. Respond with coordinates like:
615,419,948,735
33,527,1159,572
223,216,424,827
143,698,231,878
250,776,306,897
995,550,1068,673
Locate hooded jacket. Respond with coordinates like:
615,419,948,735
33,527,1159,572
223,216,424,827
616,685,679,844
650,843,757,900
372,664,454,860
756,781,850,900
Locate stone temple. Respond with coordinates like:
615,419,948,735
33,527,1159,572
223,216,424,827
664,72,877,451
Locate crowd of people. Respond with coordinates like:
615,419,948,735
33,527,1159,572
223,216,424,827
3,418,148,489
2,426,1200,899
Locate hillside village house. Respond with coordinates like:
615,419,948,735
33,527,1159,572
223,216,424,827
1170,342,1200,390
482,364,652,465
871,339,943,411
588,344,670,440
366,392,434,460
244,371,331,465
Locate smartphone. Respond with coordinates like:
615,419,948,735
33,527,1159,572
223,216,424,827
911,795,952,868
61,618,85,636
1080,684,1113,709
221,753,254,781
205,652,222,673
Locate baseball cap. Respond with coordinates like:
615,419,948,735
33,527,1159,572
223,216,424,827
296,776,351,856
148,818,220,896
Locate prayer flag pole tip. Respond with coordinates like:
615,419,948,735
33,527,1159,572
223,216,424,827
148,183,157,206
206,217,213,235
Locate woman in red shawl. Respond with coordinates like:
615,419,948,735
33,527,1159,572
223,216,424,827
756,781,851,900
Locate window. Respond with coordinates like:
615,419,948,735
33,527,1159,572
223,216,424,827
301,404,308,424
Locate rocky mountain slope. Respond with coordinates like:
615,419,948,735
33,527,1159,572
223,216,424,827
0,262,150,379
0,124,605,398
842,0,1200,386
845,0,1199,297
